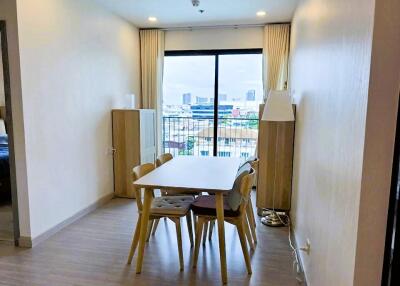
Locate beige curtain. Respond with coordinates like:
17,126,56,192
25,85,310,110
140,29,165,155
263,24,290,99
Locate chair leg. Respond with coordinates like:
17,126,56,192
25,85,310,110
208,220,215,240
146,219,154,242
244,216,255,251
237,217,252,274
152,219,160,236
193,212,197,231
246,203,257,244
127,214,142,264
136,189,153,274
248,197,257,228
174,218,184,271
193,217,205,268
202,221,209,245
186,213,194,247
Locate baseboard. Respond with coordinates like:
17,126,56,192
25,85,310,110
290,225,309,286
18,192,114,248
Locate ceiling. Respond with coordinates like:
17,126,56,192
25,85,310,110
94,0,298,28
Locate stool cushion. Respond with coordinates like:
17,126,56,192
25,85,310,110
150,196,194,216
191,195,240,217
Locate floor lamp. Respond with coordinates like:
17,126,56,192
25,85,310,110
260,90,295,227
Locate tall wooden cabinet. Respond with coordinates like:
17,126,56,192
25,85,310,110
256,104,295,212
112,109,156,198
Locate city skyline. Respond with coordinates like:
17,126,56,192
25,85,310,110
163,54,264,106
180,89,257,105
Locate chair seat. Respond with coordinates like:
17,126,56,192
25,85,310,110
151,196,194,216
191,195,240,217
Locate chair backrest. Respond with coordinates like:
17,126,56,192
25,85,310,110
132,163,155,211
239,156,259,169
237,168,256,215
156,153,173,167
248,158,259,170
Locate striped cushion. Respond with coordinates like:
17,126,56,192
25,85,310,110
150,196,194,215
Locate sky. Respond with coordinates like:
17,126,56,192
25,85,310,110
163,54,264,106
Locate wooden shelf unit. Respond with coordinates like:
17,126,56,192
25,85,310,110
256,104,296,211
112,109,156,198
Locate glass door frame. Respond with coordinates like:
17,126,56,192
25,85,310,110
382,95,400,285
164,49,263,156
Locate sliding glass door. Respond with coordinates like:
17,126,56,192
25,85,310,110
218,53,263,158
162,49,263,158
163,55,216,156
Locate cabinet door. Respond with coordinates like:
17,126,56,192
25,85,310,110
139,110,156,164
112,110,140,198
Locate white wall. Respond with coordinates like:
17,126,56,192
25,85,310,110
165,27,263,50
290,0,400,285
15,0,141,239
0,36,4,105
0,0,31,238
354,0,400,284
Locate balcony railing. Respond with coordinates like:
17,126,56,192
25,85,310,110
162,116,259,158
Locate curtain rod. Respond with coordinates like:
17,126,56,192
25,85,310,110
140,22,290,31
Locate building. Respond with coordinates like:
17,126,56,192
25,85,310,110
195,127,258,158
195,96,208,104
182,93,191,105
246,90,256,101
191,104,233,119
218,93,227,102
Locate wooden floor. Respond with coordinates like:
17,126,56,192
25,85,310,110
0,197,303,286
0,201,13,241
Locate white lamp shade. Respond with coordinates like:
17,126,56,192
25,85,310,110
261,90,295,122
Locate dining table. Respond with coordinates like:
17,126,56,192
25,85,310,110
133,156,242,284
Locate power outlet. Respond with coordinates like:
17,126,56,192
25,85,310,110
106,147,116,156
300,239,311,255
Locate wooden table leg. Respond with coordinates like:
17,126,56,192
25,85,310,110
136,188,153,274
215,193,227,284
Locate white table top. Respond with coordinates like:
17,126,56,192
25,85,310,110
133,156,242,193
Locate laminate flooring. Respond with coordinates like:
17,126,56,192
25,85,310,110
0,196,304,286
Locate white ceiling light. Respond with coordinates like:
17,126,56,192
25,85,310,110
148,16,157,22
256,10,266,17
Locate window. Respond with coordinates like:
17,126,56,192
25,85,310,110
218,151,231,157
241,152,250,158
162,49,263,158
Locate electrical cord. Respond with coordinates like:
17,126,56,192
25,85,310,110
267,130,303,283
276,213,304,284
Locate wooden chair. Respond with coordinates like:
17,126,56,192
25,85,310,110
156,153,198,196
151,153,173,235
191,168,256,275
152,153,200,239
155,153,173,197
127,163,194,271
246,157,259,244
205,159,258,247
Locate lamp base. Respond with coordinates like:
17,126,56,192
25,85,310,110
261,211,287,227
